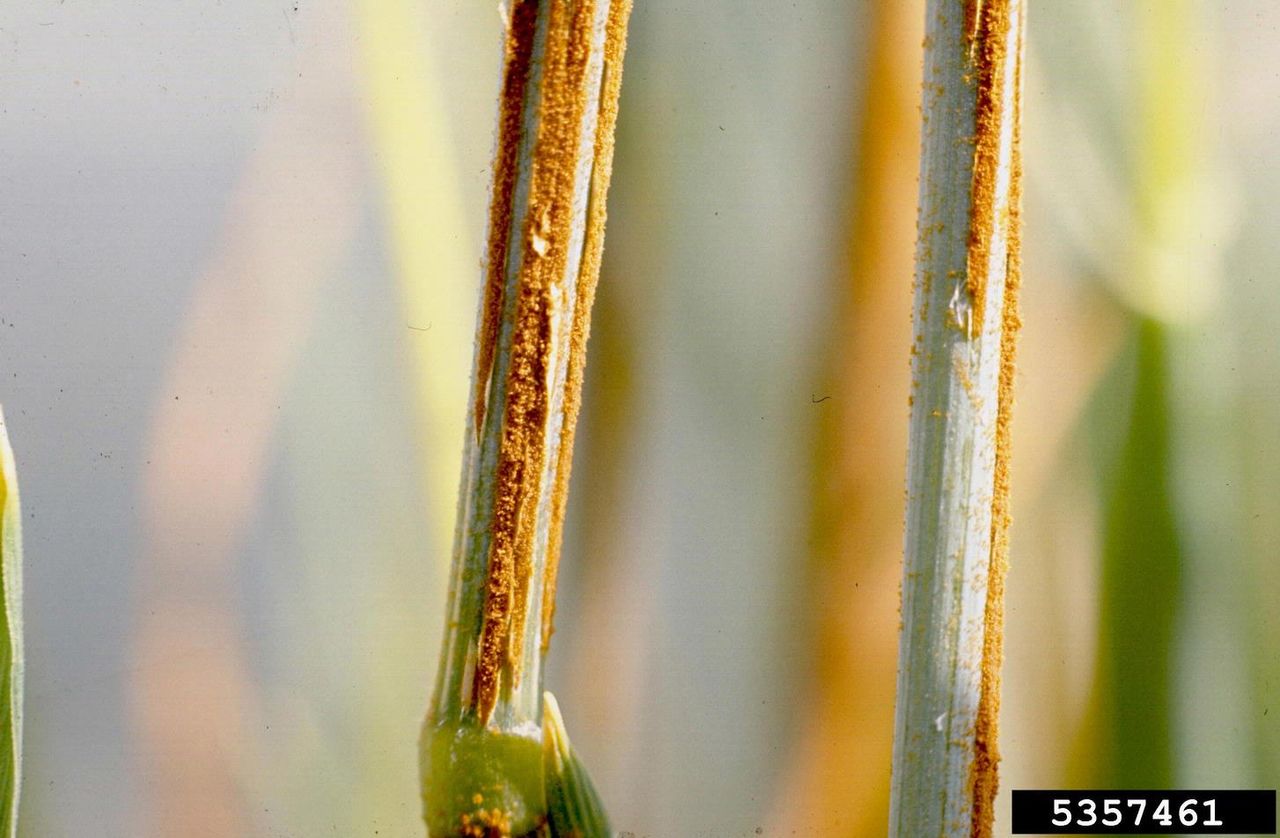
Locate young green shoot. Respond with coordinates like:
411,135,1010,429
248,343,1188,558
0,409,23,838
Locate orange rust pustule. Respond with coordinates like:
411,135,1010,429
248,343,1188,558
474,1,540,440
541,0,632,655
962,0,1013,339
963,0,986,52
969,2,1022,837
473,0,608,723
503,0,599,687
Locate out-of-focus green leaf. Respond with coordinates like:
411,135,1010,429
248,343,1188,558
1096,321,1180,789
542,693,608,838
0,408,23,837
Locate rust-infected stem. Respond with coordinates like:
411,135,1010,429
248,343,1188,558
426,0,632,743
420,3,631,834
889,1,1024,836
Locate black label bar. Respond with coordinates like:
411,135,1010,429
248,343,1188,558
1012,790,1276,834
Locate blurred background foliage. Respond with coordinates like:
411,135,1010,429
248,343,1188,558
0,0,1277,835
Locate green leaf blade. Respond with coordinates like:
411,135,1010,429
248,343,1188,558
0,408,23,838
542,693,609,838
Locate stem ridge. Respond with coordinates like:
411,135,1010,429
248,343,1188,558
889,1,1024,836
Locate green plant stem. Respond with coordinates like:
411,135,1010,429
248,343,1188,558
0,409,23,838
889,1,1024,836
420,1,631,835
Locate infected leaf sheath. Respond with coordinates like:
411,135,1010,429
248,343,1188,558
889,0,1023,836
422,3,630,833
968,1,1023,835
432,0,633,733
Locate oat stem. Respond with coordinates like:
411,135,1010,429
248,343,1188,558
888,1,1024,836
420,1,631,835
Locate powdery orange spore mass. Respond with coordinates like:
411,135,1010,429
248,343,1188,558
966,1,1023,836
502,0,596,689
473,2,539,440
541,0,632,655
470,0,540,726
963,0,1010,340
473,0,632,723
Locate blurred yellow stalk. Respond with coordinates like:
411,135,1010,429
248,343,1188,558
340,0,474,831
354,0,474,541
766,0,921,833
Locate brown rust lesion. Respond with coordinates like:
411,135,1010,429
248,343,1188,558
963,0,986,59
961,0,1015,340
541,0,632,656
473,0,540,441
968,1,1023,836
473,0,626,723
